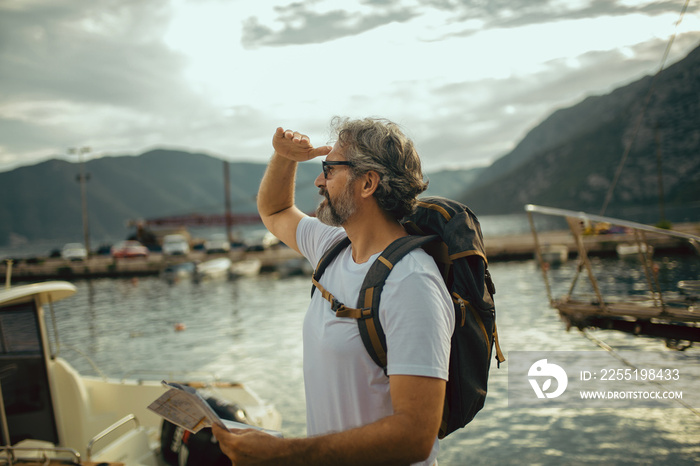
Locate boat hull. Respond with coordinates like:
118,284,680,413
0,280,281,465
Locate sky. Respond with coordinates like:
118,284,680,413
1,0,699,174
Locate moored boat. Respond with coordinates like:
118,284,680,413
275,257,314,277
526,204,700,347
0,279,281,464
539,244,569,264
229,258,262,279
160,261,196,283
616,242,654,257
194,257,232,282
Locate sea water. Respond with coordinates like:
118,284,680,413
46,256,700,465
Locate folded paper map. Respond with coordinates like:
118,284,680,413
147,381,282,437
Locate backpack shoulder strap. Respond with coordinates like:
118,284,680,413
356,234,439,370
311,236,351,299
310,234,438,370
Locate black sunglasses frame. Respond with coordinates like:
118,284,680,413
322,160,354,178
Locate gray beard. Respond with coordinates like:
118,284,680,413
316,186,356,227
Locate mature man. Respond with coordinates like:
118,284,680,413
213,118,454,465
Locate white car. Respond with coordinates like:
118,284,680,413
204,234,231,254
61,243,87,261
162,234,190,256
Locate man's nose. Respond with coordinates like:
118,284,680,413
314,172,326,188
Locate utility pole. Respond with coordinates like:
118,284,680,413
224,160,233,243
69,146,91,257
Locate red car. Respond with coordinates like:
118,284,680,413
111,240,149,258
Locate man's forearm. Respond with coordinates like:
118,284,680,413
274,375,444,465
257,410,434,466
257,152,298,219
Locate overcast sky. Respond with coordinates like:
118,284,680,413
1,0,698,174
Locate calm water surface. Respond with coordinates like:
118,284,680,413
47,257,700,465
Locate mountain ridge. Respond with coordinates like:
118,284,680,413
1,45,698,247
0,150,481,246
460,44,700,216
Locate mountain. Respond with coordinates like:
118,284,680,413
0,149,478,247
0,151,323,247
460,44,700,216
424,167,486,198
3,46,698,247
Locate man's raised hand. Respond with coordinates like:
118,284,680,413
272,127,332,161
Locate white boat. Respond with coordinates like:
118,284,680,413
616,242,654,257
160,261,196,283
678,280,700,298
539,244,568,264
0,280,281,465
276,257,314,277
229,258,262,279
194,257,232,282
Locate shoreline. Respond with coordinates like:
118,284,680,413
2,222,698,281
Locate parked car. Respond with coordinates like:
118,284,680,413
61,243,87,261
95,244,113,256
204,234,231,254
162,234,190,256
111,240,149,258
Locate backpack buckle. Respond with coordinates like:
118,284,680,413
330,297,344,312
332,299,365,319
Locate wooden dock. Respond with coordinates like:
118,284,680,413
524,206,700,345
484,221,699,261
555,297,700,343
2,222,698,281
0,248,304,282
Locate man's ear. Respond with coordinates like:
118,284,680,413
359,171,381,198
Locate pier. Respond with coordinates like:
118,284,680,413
525,206,700,345
485,221,700,261
0,247,303,282
2,222,698,281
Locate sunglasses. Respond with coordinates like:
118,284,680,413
322,160,354,179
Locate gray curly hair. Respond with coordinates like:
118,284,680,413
331,117,428,220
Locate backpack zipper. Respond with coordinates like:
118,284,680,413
453,294,467,327
452,292,489,344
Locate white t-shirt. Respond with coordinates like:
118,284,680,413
297,217,454,466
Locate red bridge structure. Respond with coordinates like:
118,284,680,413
128,212,263,229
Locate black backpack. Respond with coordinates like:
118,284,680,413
311,196,504,438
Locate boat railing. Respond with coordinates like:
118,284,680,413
86,414,139,461
0,445,81,465
526,204,700,244
54,345,108,381
119,369,224,383
3,260,11,289
525,204,700,313
53,346,236,385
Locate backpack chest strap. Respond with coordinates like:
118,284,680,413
311,275,387,368
311,234,440,371
311,277,369,319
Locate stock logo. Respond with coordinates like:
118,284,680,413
528,359,568,399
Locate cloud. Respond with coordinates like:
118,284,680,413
1,0,178,103
242,0,419,47
242,0,699,47
423,0,693,25
0,0,217,168
1,0,698,174
390,36,698,169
